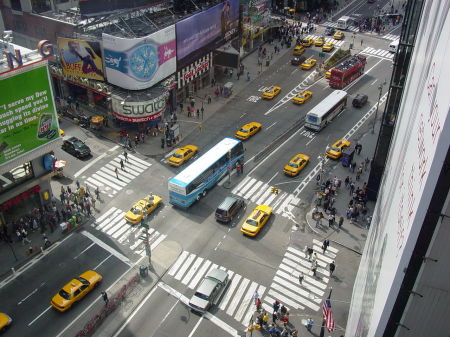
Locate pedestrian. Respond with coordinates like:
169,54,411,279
298,272,304,285
311,252,318,265
361,39,363,46
21,228,31,245
280,304,287,316
91,197,96,210
252,290,260,303
315,212,322,227
120,159,125,170
101,291,109,304
247,71,250,81
262,311,269,328
350,182,355,195
240,161,244,174
351,161,356,173
322,239,329,252
272,300,280,313
328,214,334,227
329,261,336,276
357,143,362,155
95,186,100,200
338,216,344,228
115,167,119,179
356,166,362,180
201,106,204,120
364,157,370,171
345,176,350,188
307,246,314,260
207,95,212,104
366,215,372,229
196,109,200,119
43,234,51,248
316,173,321,185
272,311,278,324
255,298,262,311
306,318,314,331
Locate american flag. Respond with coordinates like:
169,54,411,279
322,298,335,332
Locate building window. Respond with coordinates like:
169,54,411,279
31,0,52,13
0,162,34,193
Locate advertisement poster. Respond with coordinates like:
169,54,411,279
58,38,105,81
0,64,60,165
111,93,167,123
176,0,239,68
103,25,176,91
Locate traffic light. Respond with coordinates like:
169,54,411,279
271,187,279,195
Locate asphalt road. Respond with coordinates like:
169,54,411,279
2,17,396,337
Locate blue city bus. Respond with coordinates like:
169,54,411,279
168,137,244,207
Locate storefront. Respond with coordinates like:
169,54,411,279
176,52,213,102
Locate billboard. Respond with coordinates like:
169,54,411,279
176,0,239,68
103,25,176,90
111,93,167,123
345,2,450,336
58,38,105,81
0,64,60,166
79,0,163,17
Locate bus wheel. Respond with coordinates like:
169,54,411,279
196,194,201,201
202,190,207,197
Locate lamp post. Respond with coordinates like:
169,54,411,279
372,81,386,133
141,218,151,266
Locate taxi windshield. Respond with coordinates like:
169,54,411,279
172,153,183,159
302,39,309,43
77,277,89,285
58,289,71,300
296,94,304,99
289,163,299,168
266,90,273,93
246,219,258,226
130,207,141,215
239,128,249,133
331,146,341,152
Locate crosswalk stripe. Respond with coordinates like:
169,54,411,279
105,219,127,236
168,251,189,276
182,257,204,285
243,180,264,199
232,176,251,194
91,173,122,190
271,278,320,311
281,256,330,282
220,273,241,310
128,228,150,249
114,157,148,171
268,289,305,310
150,233,166,250
276,269,324,297
175,253,196,281
188,260,212,289
273,275,321,305
274,193,290,214
279,262,327,290
105,164,139,180
98,167,131,184
237,178,257,196
97,209,124,231
85,179,101,188
313,239,339,253
285,251,328,272
234,281,258,322
254,187,272,205
123,153,152,167
263,295,290,312
243,284,266,325
95,207,118,223
251,183,270,201
226,277,250,316
109,221,130,238
261,192,277,207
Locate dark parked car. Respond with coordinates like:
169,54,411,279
291,56,306,66
352,94,368,108
325,27,336,36
61,137,91,158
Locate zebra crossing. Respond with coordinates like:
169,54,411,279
322,21,360,32
305,34,346,47
92,206,167,257
382,33,400,41
360,47,394,59
231,176,301,218
262,239,338,314
168,251,267,326
80,153,152,198
167,239,338,326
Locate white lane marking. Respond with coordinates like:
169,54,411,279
220,274,242,311
81,231,131,266
122,153,152,167
175,253,196,281
234,281,258,322
243,180,263,199
240,113,247,119
305,136,316,146
93,254,112,270
182,257,204,285
265,121,277,130
231,176,251,194
251,183,269,202
236,178,257,196
168,251,189,276
254,187,272,205
97,168,130,185
28,306,52,326
371,79,378,85
189,260,212,289
111,285,159,337
73,243,95,259
268,289,305,310
18,288,38,305
188,316,204,337
74,145,119,178
267,172,278,185
95,206,119,224
226,278,250,316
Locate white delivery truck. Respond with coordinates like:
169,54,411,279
389,39,400,52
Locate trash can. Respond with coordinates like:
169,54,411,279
266,59,270,66
139,265,148,277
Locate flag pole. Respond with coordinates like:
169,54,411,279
320,287,333,337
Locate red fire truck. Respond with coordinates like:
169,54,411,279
329,55,367,89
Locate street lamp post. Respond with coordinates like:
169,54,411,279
372,81,386,133
141,218,151,266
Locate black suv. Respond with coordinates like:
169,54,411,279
325,27,336,36
291,56,306,66
352,94,368,108
61,137,91,158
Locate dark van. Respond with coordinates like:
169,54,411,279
215,196,245,223
352,94,368,108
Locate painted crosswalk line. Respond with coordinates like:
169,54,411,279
382,34,400,41
231,176,301,218
262,241,339,313
322,22,360,32
82,153,152,198
305,35,346,47
360,47,394,59
92,206,166,257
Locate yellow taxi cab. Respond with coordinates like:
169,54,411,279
333,31,345,40
283,154,310,176
59,129,65,136
301,58,317,70
168,145,198,166
235,122,262,140
325,68,334,79
51,270,102,312
293,45,305,55
292,90,313,104
261,86,281,99
326,139,351,159
124,194,163,224
314,36,325,46
302,37,313,47
0,313,12,331
322,42,334,52
240,205,272,236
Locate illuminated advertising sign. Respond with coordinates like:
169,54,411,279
176,0,239,68
111,94,167,123
0,64,60,165
57,38,105,81
345,2,450,336
103,25,176,90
